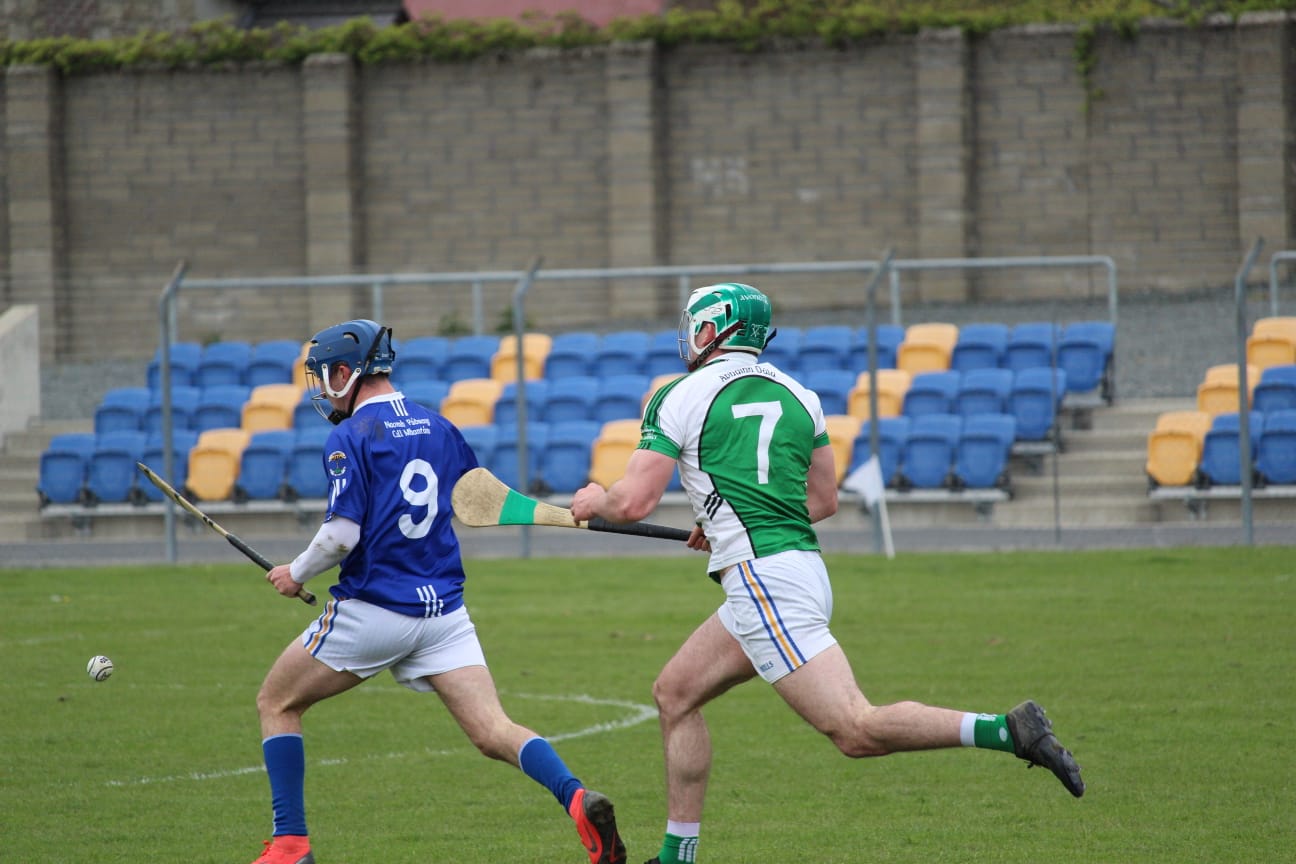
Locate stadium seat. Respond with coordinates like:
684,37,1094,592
284,425,333,500
544,332,600,379
901,371,960,419
146,341,202,390
37,432,97,506
291,341,311,391
805,368,856,416
143,385,201,436
491,333,552,382
848,324,904,373
539,420,602,493
1246,316,1296,370
443,335,500,383
1145,410,1212,487
593,374,650,424
1008,367,1067,442
588,419,643,487
395,335,450,385
797,325,853,374
760,326,802,373
896,413,962,490
241,383,300,432
541,375,599,423
490,421,549,493
953,413,1017,490
642,373,685,413
194,340,252,389
186,428,250,501
848,368,911,419
851,416,910,488
493,379,548,427
440,378,504,427
950,323,1009,372
94,386,152,435
458,424,499,469
137,430,200,503
401,379,450,412
1002,322,1061,373
1197,411,1263,487
1256,409,1296,484
246,339,303,388
824,414,862,484
1056,321,1115,399
594,331,651,377
235,429,295,501
645,329,685,378
954,367,1013,417
896,322,958,376
84,430,149,504
193,384,251,433
1251,364,1296,415
293,389,332,430
1196,363,1258,416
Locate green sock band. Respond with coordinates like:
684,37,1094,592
973,713,1014,752
659,832,699,864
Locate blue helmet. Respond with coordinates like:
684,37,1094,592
304,319,395,421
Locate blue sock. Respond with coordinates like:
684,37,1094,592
263,733,308,836
518,736,583,811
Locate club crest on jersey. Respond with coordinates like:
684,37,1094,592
327,450,348,477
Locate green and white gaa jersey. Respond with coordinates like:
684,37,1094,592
639,354,831,572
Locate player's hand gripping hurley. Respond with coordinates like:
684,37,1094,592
135,462,317,605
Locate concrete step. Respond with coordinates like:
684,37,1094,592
1011,473,1149,497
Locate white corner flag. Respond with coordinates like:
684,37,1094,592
842,456,895,559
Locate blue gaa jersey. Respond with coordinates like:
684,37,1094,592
320,391,477,618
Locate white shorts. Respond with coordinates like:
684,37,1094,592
716,549,838,683
301,599,486,693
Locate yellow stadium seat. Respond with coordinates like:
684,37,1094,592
1145,411,1210,487
242,383,300,432
1246,318,1296,370
896,323,959,376
642,373,685,412
491,333,553,382
1196,364,1258,416
587,419,643,488
848,369,911,419
824,414,862,484
186,428,250,501
291,342,311,391
440,378,504,427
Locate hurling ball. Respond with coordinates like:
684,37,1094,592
86,655,114,682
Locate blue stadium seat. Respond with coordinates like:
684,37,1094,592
458,424,499,469
401,379,450,412
539,420,602,493
1009,367,1067,442
236,429,295,501
851,416,910,487
395,335,450,385
644,329,685,378
544,332,600,379
1057,320,1115,399
594,331,651,377
193,384,251,433
1256,409,1296,485
443,335,500,383
493,379,548,427
849,324,904,372
293,390,331,430
760,326,802,373
954,367,1013,417
284,425,333,500
1197,411,1263,487
490,422,549,493
950,323,1009,372
593,374,650,424
37,433,97,506
797,325,853,374
246,339,303,388
1252,364,1296,415
541,376,599,423
953,413,1017,490
147,342,203,390
137,430,200,503
805,368,856,416
144,386,201,436
84,430,148,504
1002,323,1061,372
194,340,252,389
94,386,152,435
897,413,962,489
901,371,960,419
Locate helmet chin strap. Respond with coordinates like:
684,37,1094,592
688,321,744,372
327,385,362,426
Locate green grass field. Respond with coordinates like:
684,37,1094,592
3,547,1293,863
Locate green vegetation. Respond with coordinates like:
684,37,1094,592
2,546,1292,862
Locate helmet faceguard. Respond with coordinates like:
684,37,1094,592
304,319,395,424
677,283,773,372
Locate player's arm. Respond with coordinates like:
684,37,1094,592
265,516,360,597
806,443,839,524
571,448,676,524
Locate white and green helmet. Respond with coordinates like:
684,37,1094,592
677,282,773,371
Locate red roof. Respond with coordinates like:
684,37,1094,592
403,1,666,27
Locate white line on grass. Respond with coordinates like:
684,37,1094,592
105,691,656,787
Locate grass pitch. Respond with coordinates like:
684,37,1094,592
2,546,1292,863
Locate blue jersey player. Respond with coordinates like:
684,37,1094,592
252,319,625,864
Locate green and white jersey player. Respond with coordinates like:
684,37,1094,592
570,283,1084,864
